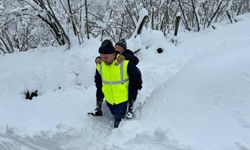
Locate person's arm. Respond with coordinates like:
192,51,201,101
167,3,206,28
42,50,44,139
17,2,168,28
95,56,101,64
122,50,139,65
94,69,104,107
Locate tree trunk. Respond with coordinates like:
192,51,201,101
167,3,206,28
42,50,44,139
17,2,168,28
207,0,225,28
124,2,136,29
85,0,90,39
33,0,70,48
226,10,233,24
248,0,250,12
191,0,200,31
119,13,125,40
136,15,149,37
177,0,190,31
68,0,78,36
151,6,154,30
174,15,181,36
0,28,14,53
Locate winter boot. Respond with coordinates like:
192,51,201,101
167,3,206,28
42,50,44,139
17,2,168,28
94,107,103,116
114,120,120,128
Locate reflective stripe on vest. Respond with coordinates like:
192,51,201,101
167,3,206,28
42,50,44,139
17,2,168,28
99,62,129,85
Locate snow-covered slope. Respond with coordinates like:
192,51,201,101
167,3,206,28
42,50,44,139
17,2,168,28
0,14,250,150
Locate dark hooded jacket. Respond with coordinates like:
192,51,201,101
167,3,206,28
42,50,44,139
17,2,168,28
116,49,139,65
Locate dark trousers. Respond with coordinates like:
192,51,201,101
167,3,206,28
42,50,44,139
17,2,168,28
106,101,128,123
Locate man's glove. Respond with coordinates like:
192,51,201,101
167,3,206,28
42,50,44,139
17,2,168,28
95,56,101,64
115,55,125,66
88,108,102,116
94,108,103,116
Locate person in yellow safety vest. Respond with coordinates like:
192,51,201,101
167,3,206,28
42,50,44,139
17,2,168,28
93,39,142,128
94,39,140,119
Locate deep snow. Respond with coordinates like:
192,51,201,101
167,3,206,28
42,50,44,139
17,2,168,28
0,14,250,150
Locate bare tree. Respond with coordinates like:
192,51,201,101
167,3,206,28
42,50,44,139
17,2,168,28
191,0,200,31
177,0,190,31
150,0,155,30
30,0,71,48
67,0,78,36
136,15,149,36
207,0,225,28
226,10,233,24
85,0,89,39
174,15,181,37
124,0,136,29
1,0,250,52
59,0,80,41
0,28,14,53
118,13,125,40
132,8,149,38
248,0,250,12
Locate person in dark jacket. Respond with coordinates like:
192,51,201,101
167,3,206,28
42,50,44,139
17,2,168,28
93,40,142,128
114,39,140,118
114,39,139,65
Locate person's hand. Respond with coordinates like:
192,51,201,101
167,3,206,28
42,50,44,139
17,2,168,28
94,108,103,116
95,56,101,64
115,55,125,65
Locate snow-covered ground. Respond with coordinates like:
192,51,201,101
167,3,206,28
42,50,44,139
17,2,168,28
1,14,250,150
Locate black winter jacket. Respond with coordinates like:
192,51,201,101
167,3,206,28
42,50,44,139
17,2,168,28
117,49,139,65
95,61,142,102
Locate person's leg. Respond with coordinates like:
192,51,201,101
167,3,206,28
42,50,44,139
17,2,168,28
94,88,104,116
113,101,128,128
126,90,137,118
128,99,135,112
128,89,138,112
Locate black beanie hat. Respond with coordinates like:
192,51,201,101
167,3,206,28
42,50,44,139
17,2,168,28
99,39,115,54
115,39,127,50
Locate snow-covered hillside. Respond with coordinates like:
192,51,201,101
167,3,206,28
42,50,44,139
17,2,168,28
1,14,250,150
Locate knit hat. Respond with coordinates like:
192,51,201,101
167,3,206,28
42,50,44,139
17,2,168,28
115,39,127,50
99,39,115,54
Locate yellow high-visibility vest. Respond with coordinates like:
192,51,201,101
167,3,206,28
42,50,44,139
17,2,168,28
96,59,129,105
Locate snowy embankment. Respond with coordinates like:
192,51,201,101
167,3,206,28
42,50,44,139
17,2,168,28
1,14,250,150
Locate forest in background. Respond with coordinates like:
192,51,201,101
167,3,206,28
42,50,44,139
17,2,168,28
0,0,249,54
